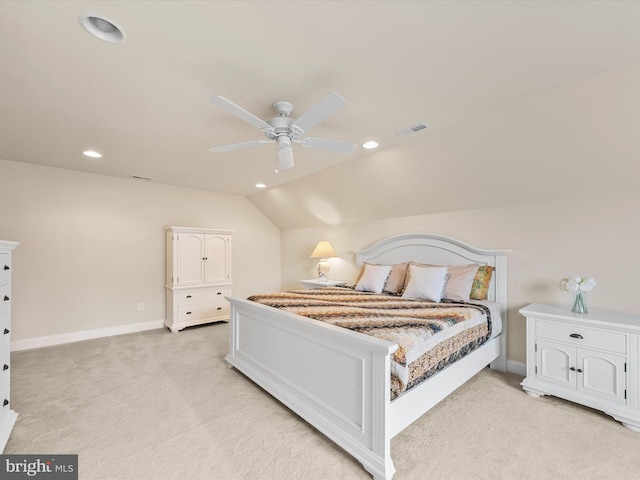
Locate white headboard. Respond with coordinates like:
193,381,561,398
356,233,511,366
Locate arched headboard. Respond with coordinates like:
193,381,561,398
356,233,511,369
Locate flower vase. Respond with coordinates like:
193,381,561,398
572,292,588,314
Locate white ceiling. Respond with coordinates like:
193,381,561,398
2,1,640,196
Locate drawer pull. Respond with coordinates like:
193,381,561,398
3,265,8,271
569,333,583,339
2,399,8,407
3,328,8,335
186,311,192,315
217,307,222,311
217,292,222,295
3,296,8,302
2,364,7,371
186,295,192,299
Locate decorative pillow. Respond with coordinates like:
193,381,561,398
470,265,495,300
355,264,392,294
401,265,448,302
443,264,480,302
383,262,409,294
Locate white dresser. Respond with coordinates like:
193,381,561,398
164,227,233,332
0,240,19,451
520,303,640,432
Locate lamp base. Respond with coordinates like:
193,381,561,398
317,260,330,281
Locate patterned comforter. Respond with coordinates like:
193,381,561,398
248,287,492,399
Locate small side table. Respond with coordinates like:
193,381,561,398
300,279,346,290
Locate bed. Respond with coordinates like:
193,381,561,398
225,233,510,480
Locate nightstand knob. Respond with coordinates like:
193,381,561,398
2,399,8,407
570,367,576,371
577,368,583,373
3,296,8,302
569,333,583,339
3,265,8,270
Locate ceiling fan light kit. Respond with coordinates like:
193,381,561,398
209,92,357,170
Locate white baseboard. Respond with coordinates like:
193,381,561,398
507,360,526,377
10,319,166,352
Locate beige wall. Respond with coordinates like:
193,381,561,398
281,190,640,365
0,159,281,342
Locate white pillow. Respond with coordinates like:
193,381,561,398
401,265,448,302
443,264,480,302
355,264,392,294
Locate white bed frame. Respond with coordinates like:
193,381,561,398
225,233,510,479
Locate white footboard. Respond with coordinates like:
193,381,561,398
225,297,398,480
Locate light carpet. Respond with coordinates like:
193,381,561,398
6,323,640,480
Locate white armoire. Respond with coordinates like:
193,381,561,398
0,240,19,452
164,227,233,332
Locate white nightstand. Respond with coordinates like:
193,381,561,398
300,279,346,290
520,303,640,432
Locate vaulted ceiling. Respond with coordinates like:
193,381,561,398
2,1,640,227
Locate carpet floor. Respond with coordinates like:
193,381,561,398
6,323,640,480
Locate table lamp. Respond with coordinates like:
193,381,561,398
310,241,336,281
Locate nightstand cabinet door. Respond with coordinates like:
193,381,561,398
537,340,575,389
579,350,626,404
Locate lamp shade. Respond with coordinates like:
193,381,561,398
310,241,336,259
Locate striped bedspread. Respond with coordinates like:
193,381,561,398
247,287,492,399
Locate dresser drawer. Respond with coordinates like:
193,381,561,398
178,301,229,322
0,254,9,284
177,286,230,306
536,320,627,354
0,283,9,316
0,311,8,335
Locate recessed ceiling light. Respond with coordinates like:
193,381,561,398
255,183,266,189
83,150,102,158
79,13,126,43
362,141,379,149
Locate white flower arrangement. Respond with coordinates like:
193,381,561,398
561,276,597,294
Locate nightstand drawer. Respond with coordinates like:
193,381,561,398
536,320,626,354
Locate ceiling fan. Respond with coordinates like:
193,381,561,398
209,92,357,171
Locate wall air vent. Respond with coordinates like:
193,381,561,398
130,175,153,181
396,122,430,138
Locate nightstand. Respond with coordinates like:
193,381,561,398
300,279,346,290
520,303,640,432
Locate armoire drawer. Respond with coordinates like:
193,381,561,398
177,286,230,306
178,302,229,322
535,320,627,354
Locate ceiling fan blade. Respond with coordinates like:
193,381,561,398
301,137,357,153
292,92,347,133
209,139,271,153
210,96,272,130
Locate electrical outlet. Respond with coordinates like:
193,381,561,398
137,303,144,311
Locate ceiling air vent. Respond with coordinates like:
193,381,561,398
396,122,430,138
